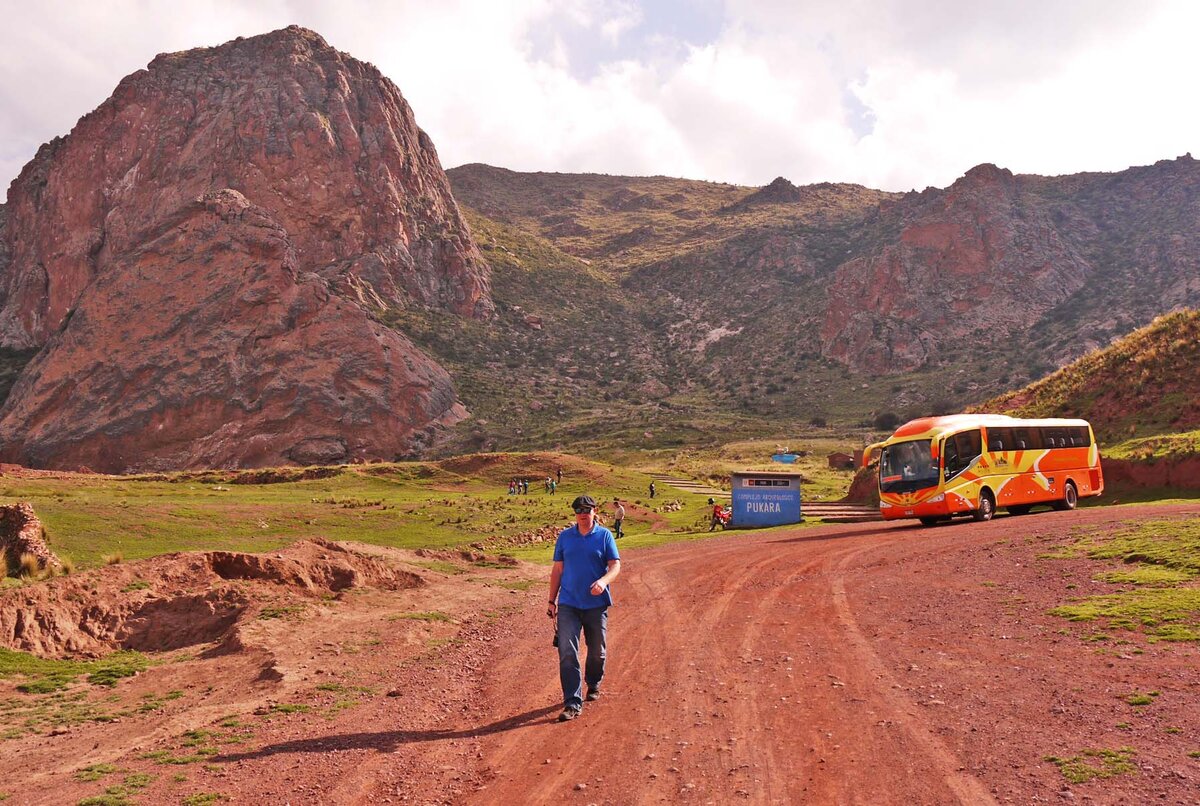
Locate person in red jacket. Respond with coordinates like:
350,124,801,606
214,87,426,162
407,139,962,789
708,497,727,531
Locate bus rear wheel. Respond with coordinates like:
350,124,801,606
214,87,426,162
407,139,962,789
973,490,995,522
1052,481,1078,511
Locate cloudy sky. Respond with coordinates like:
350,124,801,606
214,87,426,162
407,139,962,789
2,0,1198,198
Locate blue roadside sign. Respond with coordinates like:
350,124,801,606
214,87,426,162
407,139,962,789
730,472,802,527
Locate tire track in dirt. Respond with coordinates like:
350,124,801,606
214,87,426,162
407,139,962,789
717,527,988,804
824,538,999,804
349,504,1200,803
459,523,1000,804
469,538,790,802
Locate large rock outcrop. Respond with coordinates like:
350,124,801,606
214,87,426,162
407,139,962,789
0,26,490,471
0,190,465,472
821,164,1092,372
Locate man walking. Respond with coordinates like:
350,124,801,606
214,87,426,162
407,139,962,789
547,495,621,722
611,498,626,539
648,480,656,499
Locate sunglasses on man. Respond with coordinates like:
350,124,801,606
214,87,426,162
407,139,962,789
573,506,595,514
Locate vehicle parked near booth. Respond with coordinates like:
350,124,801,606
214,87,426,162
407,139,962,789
861,414,1104,526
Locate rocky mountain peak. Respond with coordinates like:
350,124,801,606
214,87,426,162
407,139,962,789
0,28,490,470
0,24,491,350
959,163,1015,186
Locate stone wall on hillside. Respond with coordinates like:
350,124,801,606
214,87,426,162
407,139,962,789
0,502,59,572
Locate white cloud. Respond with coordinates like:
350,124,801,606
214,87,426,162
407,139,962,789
599,1,642,45
0,0,1197,198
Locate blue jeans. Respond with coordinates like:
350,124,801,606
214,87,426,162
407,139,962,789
557,604,608,709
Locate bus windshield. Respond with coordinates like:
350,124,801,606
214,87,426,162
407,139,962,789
879,439,939,494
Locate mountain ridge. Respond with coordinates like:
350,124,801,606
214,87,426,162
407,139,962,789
1,26,1197,468
443,154,1199,435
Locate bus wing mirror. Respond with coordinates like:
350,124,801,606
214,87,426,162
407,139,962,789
861,441,886,468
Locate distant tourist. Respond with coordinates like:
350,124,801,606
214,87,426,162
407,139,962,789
611,498,626,539
556,467,563,484
508,479,516,495
548,495,621,722
648,480,656,499
550,480,558,494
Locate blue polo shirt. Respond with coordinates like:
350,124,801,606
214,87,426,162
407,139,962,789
553,523,620,609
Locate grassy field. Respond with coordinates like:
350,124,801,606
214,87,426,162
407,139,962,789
1045,516,1200,642
1,440,863,574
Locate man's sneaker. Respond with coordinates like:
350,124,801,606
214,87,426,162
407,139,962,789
585,688,601,702
557,706,582,722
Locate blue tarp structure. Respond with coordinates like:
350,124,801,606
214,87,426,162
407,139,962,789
771,453,799,463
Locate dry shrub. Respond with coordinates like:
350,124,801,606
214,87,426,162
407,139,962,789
59,557,75,575
17,552,42,578
103,552,123,566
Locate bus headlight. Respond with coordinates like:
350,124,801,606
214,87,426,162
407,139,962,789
927,494,945,503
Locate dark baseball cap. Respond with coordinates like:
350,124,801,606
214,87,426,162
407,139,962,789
571,495,597,512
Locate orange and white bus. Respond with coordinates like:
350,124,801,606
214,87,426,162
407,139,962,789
863,414,1104,525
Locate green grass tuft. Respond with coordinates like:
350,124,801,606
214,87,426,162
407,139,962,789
0,648,149,694
257,604,306,620
1125,691,1160,706
389,611,453,623
76,795,133,806
181,794,228,806
1044,747,1137,784
74,764,118,782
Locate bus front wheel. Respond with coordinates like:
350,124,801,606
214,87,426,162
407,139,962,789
973,490,995,522
1053,482,1078,511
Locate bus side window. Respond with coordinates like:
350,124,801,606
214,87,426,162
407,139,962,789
987,430,1002,451
1013,427,1039,450
945,430,981,478
1042,427,1066,449
943,438,959,478
988,428,1014,452
962,429,982,458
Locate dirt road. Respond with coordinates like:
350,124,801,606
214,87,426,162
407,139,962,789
378,503,1200,805
15,503,1199,804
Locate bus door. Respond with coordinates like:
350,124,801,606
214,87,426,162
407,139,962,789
942,430,983,506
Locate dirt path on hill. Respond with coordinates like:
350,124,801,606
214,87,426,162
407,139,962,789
9,504,1200,804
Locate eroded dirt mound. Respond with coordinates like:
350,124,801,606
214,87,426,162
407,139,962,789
0,539,422,658
841,465,881,505
413,547,519,566
1102,456,1200,490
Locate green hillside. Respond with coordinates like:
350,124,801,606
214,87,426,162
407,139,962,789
976,309,1200,448
447,164,893,275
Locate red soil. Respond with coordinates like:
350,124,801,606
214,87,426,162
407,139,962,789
4,504,1199,804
